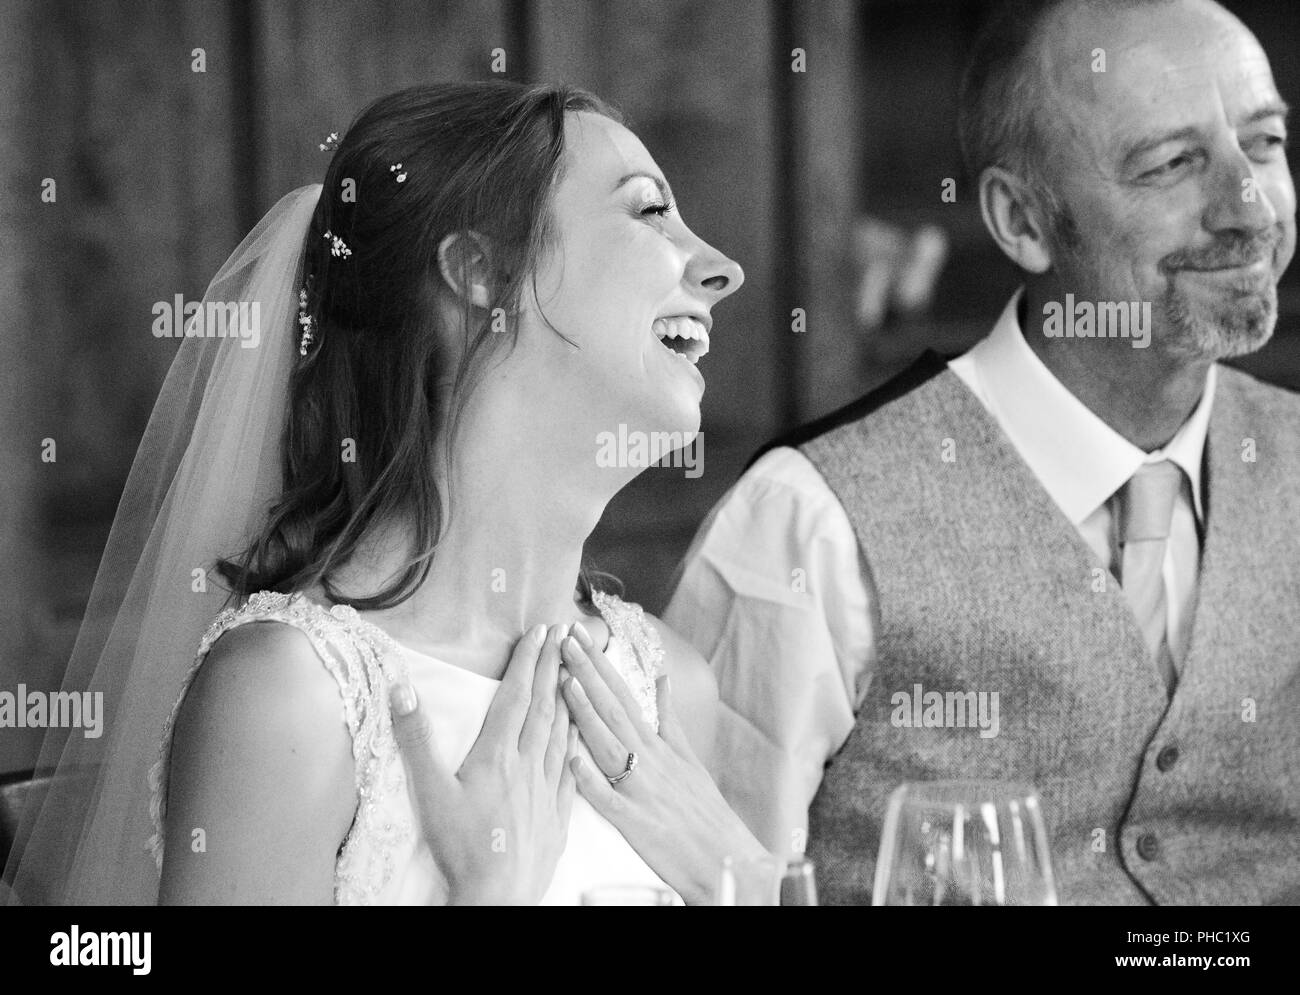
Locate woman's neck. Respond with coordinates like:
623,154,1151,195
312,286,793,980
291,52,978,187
329,425,625,679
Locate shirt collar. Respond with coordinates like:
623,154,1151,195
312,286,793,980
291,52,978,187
951,288,1215,525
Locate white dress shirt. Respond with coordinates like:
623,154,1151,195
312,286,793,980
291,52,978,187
663,290,1216,854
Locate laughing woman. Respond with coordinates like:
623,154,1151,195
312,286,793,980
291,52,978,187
13,82,776,905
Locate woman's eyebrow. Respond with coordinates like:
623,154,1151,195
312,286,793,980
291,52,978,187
613,171,674,202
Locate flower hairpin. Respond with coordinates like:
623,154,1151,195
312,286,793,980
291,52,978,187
318,131,340,152
390,163,407,183
297,287,314,356
322,230,351,258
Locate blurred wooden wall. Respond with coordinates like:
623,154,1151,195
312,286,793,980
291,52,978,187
9,0,1294,777
0,0,865,773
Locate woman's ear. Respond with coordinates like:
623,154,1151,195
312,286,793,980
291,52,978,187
977,166,1054,275
436,231,494,309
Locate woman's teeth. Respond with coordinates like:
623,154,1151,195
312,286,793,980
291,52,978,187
652,316,710,365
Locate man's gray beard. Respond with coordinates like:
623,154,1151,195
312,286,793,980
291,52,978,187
1043,201,1280,362
1161,281,1277,360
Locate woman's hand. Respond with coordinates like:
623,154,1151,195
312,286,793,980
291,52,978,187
559,623,772,905
389,623,578,905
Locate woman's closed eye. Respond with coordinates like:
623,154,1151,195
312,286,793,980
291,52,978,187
619,171,677,223
638,198,675,220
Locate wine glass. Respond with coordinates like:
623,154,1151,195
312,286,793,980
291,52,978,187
714,854,784,906
780,855,819,906
715,854,820,906
872,781,1057,906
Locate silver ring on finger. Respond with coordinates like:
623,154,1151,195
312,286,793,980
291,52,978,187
607,751,638,786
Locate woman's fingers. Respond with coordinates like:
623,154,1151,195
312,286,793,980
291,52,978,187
560,635,645,753
569,755,622,823
542,688,570,784
389,679,458,823
556,727,579,824
560,665,633,776
570,623,652,737
519,625,566,757
475,623,546,752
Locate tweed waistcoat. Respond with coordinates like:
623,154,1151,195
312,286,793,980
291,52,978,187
799,361,1300,905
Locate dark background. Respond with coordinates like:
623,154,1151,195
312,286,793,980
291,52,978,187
1,0,1296,774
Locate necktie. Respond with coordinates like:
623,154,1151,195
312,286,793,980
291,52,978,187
1118,460,1184,693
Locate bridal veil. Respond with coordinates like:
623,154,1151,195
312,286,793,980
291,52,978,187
4,184,322,904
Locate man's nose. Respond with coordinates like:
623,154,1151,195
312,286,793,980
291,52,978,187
1202,150,1281,237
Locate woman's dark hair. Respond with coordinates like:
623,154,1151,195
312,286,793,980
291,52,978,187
217,81,624,610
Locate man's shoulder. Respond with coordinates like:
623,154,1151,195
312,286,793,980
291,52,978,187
1215,363,1300,423
747,349,955,471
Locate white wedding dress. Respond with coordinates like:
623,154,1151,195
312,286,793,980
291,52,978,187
146,588,673,905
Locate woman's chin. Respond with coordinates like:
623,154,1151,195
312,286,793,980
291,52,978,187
596,400,701,462
592,410,703,484
654,399,703,442
662,370,705,433
665,350,707,396
618,413,702,445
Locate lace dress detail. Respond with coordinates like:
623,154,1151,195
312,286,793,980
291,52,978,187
147,590,415,906
148,587,667,905
591,589,664,731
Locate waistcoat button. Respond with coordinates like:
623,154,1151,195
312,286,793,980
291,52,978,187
1156,745,1180,772
1136,832,1161,861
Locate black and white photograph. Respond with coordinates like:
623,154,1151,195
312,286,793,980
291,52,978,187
0,0,1295,967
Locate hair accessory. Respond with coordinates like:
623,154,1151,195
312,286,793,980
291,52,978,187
318,131,340,151
297,287,314,356
389,163,407,183
322,230,351,258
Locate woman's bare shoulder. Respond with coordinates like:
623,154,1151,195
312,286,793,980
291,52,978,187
160,618,356,903
190,618,348,722
642,612,719,763
642,612,717,701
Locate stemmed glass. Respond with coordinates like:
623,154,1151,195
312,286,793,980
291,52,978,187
872,781,1057,906
715,854,820,906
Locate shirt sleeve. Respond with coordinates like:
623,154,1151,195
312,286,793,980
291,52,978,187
662,446,876,856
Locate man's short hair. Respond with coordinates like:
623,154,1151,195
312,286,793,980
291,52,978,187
957,0,1177,189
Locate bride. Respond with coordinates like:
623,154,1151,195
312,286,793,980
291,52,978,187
5,81,774,905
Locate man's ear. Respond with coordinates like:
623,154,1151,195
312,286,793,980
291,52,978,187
978,166,1054,275
436,231,493,309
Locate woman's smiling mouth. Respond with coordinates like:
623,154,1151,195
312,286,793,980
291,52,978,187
652,315,710,364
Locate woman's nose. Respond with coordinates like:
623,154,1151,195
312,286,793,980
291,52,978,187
689,237,745,302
